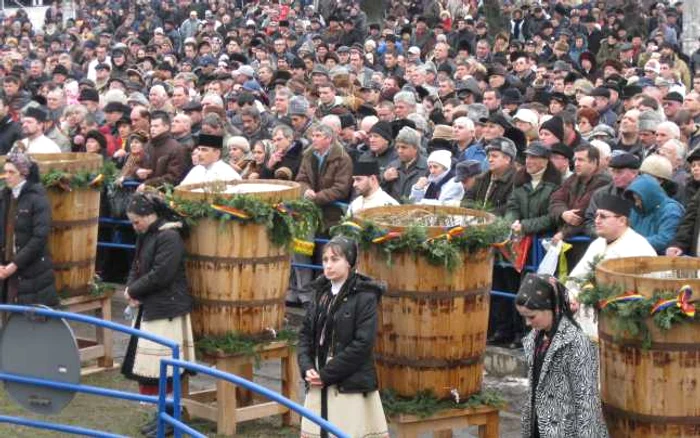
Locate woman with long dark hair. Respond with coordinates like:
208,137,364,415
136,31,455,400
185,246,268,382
516,273,608,438
298,236,389,438
120,193,195,437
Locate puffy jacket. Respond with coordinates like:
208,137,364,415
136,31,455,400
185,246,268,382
625,174,684,253
298,272,384,393
0,181,58,306
127,219,193,321
505,165,562,236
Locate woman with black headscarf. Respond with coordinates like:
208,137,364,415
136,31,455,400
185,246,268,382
120,193,195,437
0,151,58,306
298,236,389,438
516,273,608,438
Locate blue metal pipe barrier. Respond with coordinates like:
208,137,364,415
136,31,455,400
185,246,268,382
159,358,351,438
0,415,125,438
0,305,180,437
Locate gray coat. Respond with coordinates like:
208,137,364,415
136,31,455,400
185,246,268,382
522,317,609,438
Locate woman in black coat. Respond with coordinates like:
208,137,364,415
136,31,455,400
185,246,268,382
298,236,389,438
120,193,195,437
0,152,57,306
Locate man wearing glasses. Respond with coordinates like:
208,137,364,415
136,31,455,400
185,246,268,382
566,194,656,337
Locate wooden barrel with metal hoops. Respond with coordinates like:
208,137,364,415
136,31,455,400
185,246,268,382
174,180,301,338
355,205,495,400
595,256,700,438
28,153,103,298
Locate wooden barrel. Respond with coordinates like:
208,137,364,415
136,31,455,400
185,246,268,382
174,180,301,338
355,205,495,400
25,153,103,298
595,256,700,438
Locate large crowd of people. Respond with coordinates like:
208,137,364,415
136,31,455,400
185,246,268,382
0,0,698,435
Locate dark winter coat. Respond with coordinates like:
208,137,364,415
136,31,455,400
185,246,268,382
0,115,22,154
260,139,303,180
0,181,58,306
296,143,353,230
298,272,384,393
670,189,700,256
505,164,562,236
127,219,193,322
384,156,429,202
464,166,516,217
522,317,609,438
549,171,610,238
143,132,191,187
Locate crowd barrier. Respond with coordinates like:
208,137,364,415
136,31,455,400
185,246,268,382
0,305,348,438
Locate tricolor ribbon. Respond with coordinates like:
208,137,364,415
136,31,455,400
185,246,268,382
429,226,465,242
211,204,251,220
651,285,696,317
88,173,104,187
371,231,401,244
598,291,645,310
293,238,315,256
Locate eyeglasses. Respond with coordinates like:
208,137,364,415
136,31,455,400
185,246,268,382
594,213,621,220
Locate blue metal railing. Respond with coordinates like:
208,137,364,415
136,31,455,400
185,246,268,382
0,305,179,438
158,359,350,438
0,305,348,438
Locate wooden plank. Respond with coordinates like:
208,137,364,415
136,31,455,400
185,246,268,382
235,402,287,422
96,298,113,368
182,398,217,422
281,353,300,425
79,362,120,377
216,356,238,436
78,345,105,362
186,389,218,404
394,406,498,424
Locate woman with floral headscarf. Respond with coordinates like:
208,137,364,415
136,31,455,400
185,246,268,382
516,273,608,438
0,151,58,306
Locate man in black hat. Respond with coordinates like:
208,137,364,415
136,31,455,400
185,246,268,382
21,106,61,154
359,121,398,175
179,133,240,186
348,161,398,216
568,194,656,337
584,151,641,236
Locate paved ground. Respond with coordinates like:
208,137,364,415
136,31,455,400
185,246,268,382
2,290,528,437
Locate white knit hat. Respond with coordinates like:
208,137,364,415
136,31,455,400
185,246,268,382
427,149,453,171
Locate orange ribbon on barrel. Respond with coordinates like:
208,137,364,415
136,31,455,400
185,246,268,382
598,291,645,310
211,204,251,220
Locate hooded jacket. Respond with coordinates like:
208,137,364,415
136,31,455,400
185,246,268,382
298,272,384,393
625,174,684,253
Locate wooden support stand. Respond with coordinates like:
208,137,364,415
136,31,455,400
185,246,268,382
60,292,115,375
389,405,499,438
183,341,300,436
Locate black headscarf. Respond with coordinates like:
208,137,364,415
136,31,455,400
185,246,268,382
515,273,577,326
127,193,189,237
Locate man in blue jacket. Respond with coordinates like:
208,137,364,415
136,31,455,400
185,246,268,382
624,173,684,253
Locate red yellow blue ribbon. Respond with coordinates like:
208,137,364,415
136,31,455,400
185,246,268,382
429,226,465,242
211,204,251,220
651,285,696,317
371,231,401,244
599,291,645,310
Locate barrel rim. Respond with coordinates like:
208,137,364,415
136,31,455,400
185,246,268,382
174,179,301,202
354,205,495,236
595,256,700,286
24,152,104,172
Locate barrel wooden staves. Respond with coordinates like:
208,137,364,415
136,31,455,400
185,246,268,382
30,153,103,298
355,205,495,400
595,256,700,438
174,180,301,338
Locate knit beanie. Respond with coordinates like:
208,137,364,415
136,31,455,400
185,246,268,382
369,121,393,142
539,116,564,141
427,149,453,171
